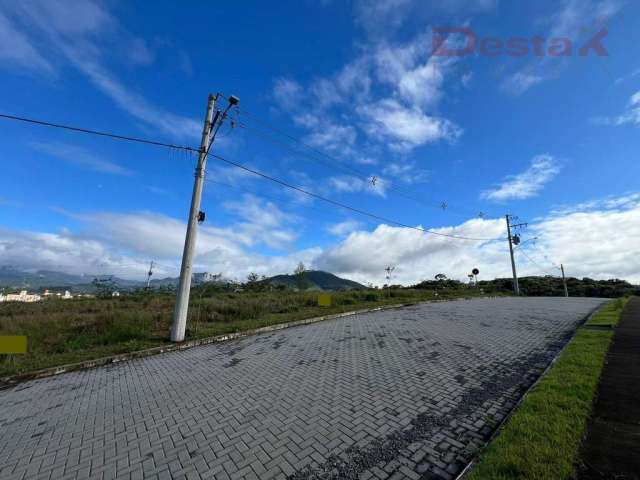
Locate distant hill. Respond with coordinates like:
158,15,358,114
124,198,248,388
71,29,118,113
266,270,365,291
0,267,365,293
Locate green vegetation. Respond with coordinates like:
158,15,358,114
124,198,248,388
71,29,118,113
586,297,629,326
0,287,496,377
478,276,639,298
467,299,628,480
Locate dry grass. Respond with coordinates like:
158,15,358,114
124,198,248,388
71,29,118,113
0,287,496,376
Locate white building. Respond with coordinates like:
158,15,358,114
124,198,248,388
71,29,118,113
1,290,42,303
62,290,73,299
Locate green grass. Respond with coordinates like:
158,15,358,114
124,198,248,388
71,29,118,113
0,287,498,377
586,297,629,326
466,300,626,480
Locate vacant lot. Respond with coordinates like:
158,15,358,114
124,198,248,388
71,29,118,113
0,297,603,480
0,287,497,376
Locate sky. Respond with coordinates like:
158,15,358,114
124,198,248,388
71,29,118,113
1,0,640,286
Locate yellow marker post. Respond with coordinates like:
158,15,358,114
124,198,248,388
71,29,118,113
0,336,28,354
318,294,332,307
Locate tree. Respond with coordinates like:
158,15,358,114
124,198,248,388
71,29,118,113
92,276,117,299
435,273,448,281
294,262,307,290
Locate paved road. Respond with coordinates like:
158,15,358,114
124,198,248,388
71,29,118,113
0,297,604,480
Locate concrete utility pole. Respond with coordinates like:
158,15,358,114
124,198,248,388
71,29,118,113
171,94,217,342
146,260,154,289
505,214,528,296
171,94,238,342
561,263,569,297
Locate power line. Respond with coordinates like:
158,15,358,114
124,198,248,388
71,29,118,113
223,95,499,218
0,113,200,152
204,151,499,242
515,247,556,276
0,109,502,241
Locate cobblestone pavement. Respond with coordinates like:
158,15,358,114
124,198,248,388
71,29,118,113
0,297,604,480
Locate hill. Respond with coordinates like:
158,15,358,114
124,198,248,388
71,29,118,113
266,270,365,291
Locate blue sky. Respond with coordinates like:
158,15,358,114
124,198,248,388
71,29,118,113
1,0,640,285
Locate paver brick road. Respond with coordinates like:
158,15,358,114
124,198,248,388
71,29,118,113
0,297,604,480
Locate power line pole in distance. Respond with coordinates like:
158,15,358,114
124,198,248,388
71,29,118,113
171,93,238,342
505,214,527,296
561,263,569,297
146,260,154,289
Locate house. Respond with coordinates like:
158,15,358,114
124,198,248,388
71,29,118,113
1,290,42,303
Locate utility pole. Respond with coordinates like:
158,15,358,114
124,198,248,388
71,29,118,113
560,264,569,297
146,261,154,289
170,93,238,342
505,215,527,296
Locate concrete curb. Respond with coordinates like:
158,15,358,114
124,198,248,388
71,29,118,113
456,300,609,479
0,295,506,390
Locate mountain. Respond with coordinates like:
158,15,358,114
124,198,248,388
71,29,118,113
0,267,364,293
266,270,365,291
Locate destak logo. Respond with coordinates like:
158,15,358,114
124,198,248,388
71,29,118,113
432,27,609,57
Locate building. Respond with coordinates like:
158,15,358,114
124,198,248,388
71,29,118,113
1,290,42,303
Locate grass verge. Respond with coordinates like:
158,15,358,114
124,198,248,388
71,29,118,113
0,287,498,377
585,296,628,326
466,301,623,480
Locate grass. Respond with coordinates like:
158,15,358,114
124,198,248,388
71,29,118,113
585,296,629,326
0,287,497,377
466,299,628,480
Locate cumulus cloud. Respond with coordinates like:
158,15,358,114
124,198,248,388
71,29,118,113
481,154,560,202
315,192,640,285
358,98,461,151
1,193,639,285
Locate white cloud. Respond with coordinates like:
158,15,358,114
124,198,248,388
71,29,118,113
273,78,305,111
353,0,497,36
328,175,387,197
0,12,54,74
223,194,299,249
32,142,134,176
2,193,639,285
315,192,640,285
601,90,640,127
383,161,429,184
501,0,624,95
481,154,560,202
314,219,507,285
358,98,462,151
0,1,200,139
327,220,365,237
374,35,448,108
305,124,357,152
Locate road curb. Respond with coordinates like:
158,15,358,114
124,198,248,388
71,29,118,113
456,300,609,479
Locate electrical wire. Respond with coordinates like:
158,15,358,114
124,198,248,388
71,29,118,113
0,113,200,153
221,94,499,218
204,151,500,242
0,109,503,242
515,247,557,276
